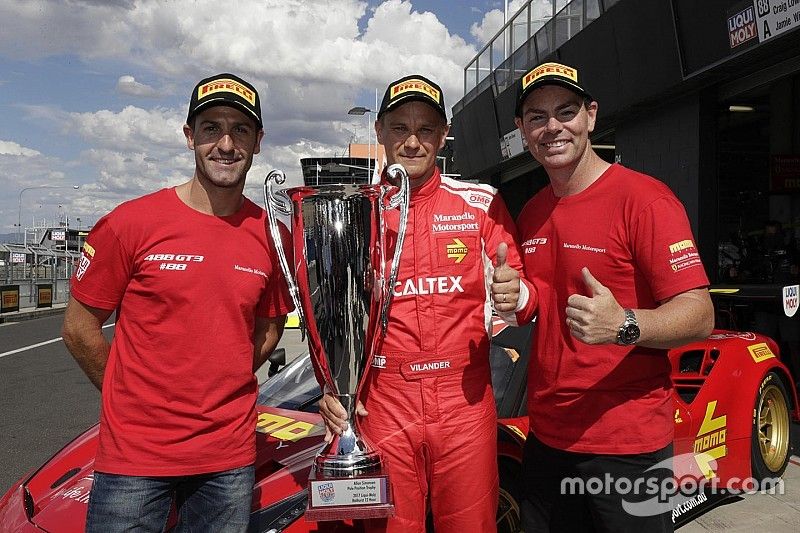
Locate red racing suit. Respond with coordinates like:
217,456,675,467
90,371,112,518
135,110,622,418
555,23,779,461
358,167,535,532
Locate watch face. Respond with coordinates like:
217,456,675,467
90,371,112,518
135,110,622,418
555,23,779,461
622,324,641,344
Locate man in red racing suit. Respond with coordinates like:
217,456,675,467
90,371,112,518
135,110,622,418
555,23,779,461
319,74,537,532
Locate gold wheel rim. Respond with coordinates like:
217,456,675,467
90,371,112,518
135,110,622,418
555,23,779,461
497,486,521,532
757,384,790,472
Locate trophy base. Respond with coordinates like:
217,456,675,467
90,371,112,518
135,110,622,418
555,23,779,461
306,466,395,521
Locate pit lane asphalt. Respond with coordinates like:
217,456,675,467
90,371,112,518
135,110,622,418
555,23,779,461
1,309,798,530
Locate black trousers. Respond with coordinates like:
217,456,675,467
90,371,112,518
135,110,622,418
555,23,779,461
521,432,674,533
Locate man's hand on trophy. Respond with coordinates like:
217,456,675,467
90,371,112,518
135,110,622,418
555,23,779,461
319,393,368,442
492,242,520,313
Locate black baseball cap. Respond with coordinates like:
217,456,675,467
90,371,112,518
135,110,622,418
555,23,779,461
377,74,447,121
515,62,593,117
186,73,262,128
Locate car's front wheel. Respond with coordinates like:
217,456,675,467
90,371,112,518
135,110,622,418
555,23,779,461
751,371,791,483
497,460,523,533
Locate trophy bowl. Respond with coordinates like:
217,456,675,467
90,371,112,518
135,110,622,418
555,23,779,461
264,165,409,520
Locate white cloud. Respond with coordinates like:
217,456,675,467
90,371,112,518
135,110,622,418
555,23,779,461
471,0,555,46
0,0,485,231
0,140,40,157
116,75,159,97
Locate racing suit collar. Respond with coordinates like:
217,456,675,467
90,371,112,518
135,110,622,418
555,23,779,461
381,165,441,204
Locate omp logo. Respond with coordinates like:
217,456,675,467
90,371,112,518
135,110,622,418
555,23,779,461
198,78,256,106
522,62,577,89
747,342,776,363
393,276,464,297
446,238,468,263
669,240,695,253
693,401,727,479
256,412,316,442
469,192,491,206
390,78,440,102
372,355,386,369
82,242,96,258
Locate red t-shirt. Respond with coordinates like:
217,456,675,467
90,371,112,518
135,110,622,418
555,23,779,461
71,188,292,475
517,164,709,454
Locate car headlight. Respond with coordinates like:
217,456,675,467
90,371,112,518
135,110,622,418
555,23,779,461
248,490,307,532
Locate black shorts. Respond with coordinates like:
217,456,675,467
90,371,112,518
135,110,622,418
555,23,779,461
521,432,674,533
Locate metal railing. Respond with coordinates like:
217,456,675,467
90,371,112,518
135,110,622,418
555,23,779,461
1,243,77,310
456,0,617,114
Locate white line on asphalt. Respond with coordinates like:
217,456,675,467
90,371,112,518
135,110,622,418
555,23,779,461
0,323,115,359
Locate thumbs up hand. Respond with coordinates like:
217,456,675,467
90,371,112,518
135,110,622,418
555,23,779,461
565,267,624,344
492,242,521,313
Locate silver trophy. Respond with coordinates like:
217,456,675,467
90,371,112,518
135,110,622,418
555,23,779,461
264,165,410,520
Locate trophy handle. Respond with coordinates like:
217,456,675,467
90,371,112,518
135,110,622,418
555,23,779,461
264,170,307,340
380,164,410,332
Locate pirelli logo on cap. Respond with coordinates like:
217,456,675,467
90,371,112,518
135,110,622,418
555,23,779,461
522,62,578,90
198,78,256,106
669,239,695,254
391,78,440,103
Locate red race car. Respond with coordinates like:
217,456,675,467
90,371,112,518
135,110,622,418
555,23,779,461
0,323,797,531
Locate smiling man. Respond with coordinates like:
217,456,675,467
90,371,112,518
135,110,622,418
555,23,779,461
509,62,714,532
61,73,292,532
319,74,537,532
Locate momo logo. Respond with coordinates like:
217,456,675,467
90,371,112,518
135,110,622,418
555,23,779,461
693,401,727,479
669,240,695,254
446,238,469,263
255,412,316,442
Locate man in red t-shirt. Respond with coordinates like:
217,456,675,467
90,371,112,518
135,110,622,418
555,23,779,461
505,62,714,532
62,73,292,532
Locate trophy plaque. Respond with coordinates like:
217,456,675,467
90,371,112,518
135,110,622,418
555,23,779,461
264,165,410,520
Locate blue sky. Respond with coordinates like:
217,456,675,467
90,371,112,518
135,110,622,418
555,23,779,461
0,0,532,235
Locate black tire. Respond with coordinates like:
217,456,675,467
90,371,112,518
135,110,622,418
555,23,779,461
751,371,791,483
497,460,523,533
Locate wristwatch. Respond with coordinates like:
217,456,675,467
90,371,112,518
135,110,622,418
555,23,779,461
616,309,640,345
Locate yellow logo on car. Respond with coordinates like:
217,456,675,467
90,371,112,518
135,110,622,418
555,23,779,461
748,342,776,363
